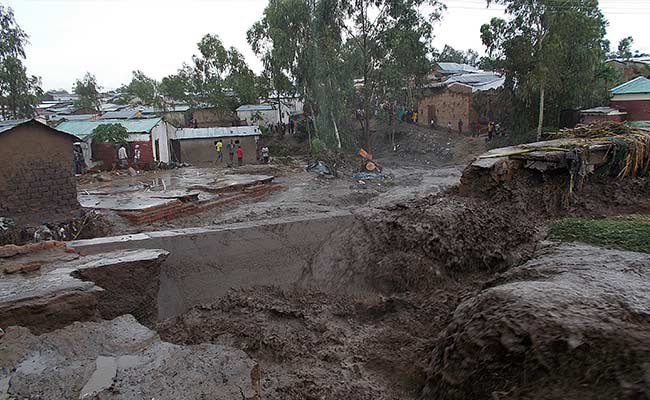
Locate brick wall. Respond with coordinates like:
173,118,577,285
610,100,650,122
0,124,79,223
581,114,626,124
92,140,154,169
418,85,472,133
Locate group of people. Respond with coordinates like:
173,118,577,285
267,120,295,136
214,139,244,166
213,139,271,166
114,144,141,170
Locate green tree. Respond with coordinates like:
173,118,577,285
436,45,480,66
120,70,168,110
92,123,128,144
162,34,259,110
0,5,42,119
73,72,102,112
249,0,443,149
482,0,610,139
617,36,634,60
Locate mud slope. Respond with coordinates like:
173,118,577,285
423,243,650,400
312,194,544,294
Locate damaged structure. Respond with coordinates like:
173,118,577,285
172,126,261,164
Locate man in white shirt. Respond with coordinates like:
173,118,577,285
118,145,128,169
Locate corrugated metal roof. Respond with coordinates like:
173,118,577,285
56,117,162,139
427,72,504,92
0,118,81,140
436,62,480,74
611,76,650,95
0,119,29,134
176,126,261,140
100,108,143,119
580,106,626,115
236,104,275,112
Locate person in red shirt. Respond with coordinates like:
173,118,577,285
236,145,244,166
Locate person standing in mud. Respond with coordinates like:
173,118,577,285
227,140,235,165
236,145,244,167
214,139,223,164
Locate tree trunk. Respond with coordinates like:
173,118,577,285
537,83,545,141
277,92,282,124
330,110,342,149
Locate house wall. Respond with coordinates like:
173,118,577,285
610,99,650,121
418,84,472,133
177,136,258,164
0,124,79,222
192,108,237,128
237,109,279,126
91,134,154,169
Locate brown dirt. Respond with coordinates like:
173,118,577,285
158,193,544,399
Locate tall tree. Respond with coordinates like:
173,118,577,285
341,0,444,147
162,34,259,110
73,72,102,112
482,0,609,138
0,5,42,119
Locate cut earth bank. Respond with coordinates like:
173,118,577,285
3,159,650,399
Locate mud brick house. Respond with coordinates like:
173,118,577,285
417,71,505,134
609,76,650,123
0,119,80,223
172,126,261,164
56,117,176,169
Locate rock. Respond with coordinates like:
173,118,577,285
0,315,260,400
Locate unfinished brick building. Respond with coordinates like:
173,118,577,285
0,119,80,223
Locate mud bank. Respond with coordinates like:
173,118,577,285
424,243,650,399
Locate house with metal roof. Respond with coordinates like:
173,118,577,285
610,76,650,122
172,126,261,164
236,103,279,126
56,117,176,168
417,70,505,133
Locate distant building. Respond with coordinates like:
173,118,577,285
0,119,80,223
172,126,261,164
417,71,505,133
606,57,650,80
579,107,627,124
56,118,176,169
610,76,650,122
236,104,278,126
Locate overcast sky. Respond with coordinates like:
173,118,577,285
4,0,650,91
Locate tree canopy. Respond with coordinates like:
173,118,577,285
73,72,102,112
161,34,259,110
92,123,128,144
481,0,612,137
0,5,42,120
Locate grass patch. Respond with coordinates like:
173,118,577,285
549,215,650,253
